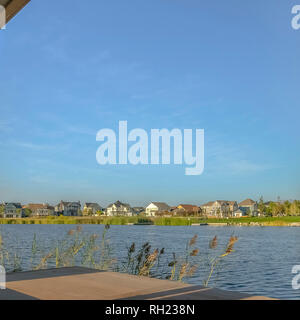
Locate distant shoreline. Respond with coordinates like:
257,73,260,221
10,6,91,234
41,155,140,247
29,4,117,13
0,216,300,226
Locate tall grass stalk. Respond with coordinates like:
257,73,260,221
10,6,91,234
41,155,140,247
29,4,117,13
0,227,238,287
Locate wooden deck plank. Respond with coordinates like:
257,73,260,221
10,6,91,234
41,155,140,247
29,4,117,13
0,267,276,300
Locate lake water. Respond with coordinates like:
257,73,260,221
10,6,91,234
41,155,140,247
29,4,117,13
0,224,299,299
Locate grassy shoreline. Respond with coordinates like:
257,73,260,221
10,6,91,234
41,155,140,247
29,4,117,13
0,215,300,226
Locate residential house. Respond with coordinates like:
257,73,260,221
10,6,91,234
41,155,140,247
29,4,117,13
233,208,246,218
200,201,227,217
132,207,145,215
200,200,235,218
83,203,103,215
4,203,24,218
145,202,171,217
55,201,81,216
200,201,215,216
211,201,230,217
239,199,258,216
174,204,200,215
227,201,239,213
106,201,134,216
23,203,55,217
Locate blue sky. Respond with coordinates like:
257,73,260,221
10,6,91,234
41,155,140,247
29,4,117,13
0,0,299,206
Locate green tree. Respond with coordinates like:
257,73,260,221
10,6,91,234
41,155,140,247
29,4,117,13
23,208,32,217
246,208,251,217
83,208,93,216
258,196,266,216
269,201,285,216
0,204,4,217
289,200,300,216
265,206,272,217
283,201,291,216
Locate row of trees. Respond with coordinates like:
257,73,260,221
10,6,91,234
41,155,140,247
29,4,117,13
258,198,300,217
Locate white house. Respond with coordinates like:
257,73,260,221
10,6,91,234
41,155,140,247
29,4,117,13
106,201,133,216
233,209,245,218
200,201,214,215
145,202,171,216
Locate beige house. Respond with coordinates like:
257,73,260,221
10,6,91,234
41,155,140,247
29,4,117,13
239,199,258,216
201,201,215,216
83,203,103,215
23,203,54,217
200,201,227,217
201,200,238,217
145,202,171,217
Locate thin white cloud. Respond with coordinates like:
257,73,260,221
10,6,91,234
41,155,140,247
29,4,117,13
228,160,276,175
0,140,70,153
205,137,277,176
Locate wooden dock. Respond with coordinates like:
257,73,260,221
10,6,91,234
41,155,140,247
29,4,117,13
0,267,275,300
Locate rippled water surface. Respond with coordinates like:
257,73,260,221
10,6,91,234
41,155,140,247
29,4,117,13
0,224,299,299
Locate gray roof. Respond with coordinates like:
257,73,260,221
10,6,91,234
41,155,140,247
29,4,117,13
58,201,80,205
234,209,244,214
5,202,22,209
201,200,237,207
107,201,131,209
85,203,102,208
150,202,170,211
